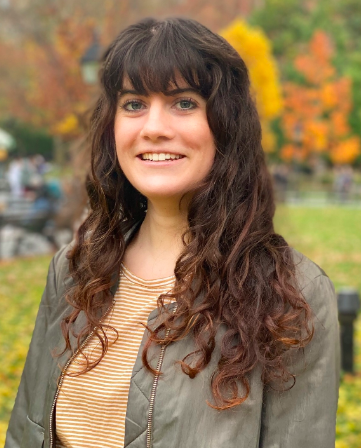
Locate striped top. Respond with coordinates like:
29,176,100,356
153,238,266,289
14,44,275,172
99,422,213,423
55,264,175,448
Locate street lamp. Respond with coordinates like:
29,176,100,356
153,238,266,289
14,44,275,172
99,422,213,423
338,287,360,373
291,121,303,197
80,32,102,85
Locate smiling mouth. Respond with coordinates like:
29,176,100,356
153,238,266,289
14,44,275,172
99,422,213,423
139,153,185,161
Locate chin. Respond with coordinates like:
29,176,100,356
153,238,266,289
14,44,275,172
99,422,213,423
143,191,184,200
140,187,192,202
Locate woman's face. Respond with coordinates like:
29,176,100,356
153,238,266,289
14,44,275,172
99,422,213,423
114,78,216,203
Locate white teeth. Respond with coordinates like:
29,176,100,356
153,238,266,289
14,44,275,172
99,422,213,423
141,153,183,161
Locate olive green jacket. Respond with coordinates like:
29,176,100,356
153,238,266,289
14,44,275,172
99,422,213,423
5,242,340,448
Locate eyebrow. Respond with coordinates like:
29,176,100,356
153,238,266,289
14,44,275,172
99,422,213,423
118,87,200,98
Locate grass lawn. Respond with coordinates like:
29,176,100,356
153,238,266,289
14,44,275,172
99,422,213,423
0,255,52,444
0,205,360,446
275,205,361,293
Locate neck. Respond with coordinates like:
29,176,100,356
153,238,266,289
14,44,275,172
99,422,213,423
140,197,189,255
123,196,190,279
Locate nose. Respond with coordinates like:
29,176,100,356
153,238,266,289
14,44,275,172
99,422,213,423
139,100,175,142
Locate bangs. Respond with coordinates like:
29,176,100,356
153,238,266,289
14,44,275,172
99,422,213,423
103,19,216,98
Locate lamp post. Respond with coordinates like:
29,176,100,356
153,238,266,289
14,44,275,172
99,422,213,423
291,121,303,198
80,32,102,85
337,287,360,373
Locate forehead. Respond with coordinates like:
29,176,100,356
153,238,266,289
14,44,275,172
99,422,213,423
121,74,191,93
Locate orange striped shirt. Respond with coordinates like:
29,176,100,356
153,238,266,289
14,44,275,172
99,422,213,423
55,264,175,448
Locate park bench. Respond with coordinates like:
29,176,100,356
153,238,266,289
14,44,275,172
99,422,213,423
0,195,62,259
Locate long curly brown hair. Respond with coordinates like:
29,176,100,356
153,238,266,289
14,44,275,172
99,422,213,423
63,17,313,410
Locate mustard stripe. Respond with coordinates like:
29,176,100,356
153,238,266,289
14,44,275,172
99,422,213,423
55,268,175,448
121,263,175,286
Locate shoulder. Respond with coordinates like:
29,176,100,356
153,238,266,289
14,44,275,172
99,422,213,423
48,220,139,288
289,247,337,320
50,241,75,297
53,241,73,266
290,248,329,290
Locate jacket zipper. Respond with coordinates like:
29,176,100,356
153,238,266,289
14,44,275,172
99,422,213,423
49,300,116,447
49,329,95,448
49,303,176,448
146,305,177,448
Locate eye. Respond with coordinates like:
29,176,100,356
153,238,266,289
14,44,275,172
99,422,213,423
121,100,145,112
175,98,197,110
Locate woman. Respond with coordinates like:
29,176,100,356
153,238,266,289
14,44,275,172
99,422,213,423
6,17,339,448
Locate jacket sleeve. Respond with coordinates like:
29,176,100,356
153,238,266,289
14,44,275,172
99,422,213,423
5,254,59,447
259,274,340,447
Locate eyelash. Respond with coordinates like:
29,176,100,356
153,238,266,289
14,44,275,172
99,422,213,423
120,100,143,112
120,97,198,113
175,97,198,110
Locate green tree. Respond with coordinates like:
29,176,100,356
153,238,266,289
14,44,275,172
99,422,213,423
250,0,361,143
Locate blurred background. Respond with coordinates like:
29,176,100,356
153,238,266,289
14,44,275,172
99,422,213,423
0,0,360,446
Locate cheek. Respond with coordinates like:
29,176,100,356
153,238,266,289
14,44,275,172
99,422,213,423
204,135,216,178
114,129,132,176
185,118,215,150
114,119,123,156
114,124,127,152
114,116,138,152
198,124,216,164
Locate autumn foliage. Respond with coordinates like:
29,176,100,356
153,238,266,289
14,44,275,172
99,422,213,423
0,2,264,144
0,10,95,140
281,31,360,165
220,19,283,152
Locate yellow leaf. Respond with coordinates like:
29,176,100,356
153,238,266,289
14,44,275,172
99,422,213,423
53,114,79,136
220,19,283,153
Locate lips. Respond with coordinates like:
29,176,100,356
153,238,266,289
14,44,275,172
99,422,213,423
138,152,185,161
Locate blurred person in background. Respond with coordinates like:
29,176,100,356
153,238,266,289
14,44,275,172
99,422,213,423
334,164,354,203
33,154,47,176
6,156,23,197
21,156,43,197
271,163,289,203
18,180,63,251
6,17,339,448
